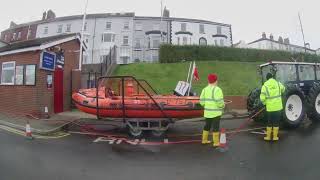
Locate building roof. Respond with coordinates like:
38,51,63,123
248,38,316,52
134,16,231,26
3,12,136,31
0,33,80,55
0,39,8,45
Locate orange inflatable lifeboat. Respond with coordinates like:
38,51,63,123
72,77,203,119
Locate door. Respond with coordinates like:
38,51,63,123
54,68,64,113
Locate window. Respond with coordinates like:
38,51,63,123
153,24,160,30
121,57,129,64
44,27,48,34
220,39,224,46
66,24,71,32
57,25,63,33
4,35,7,41
135,39,141,49
177,37,180,45
217,26,222,34
182,37,188,45
12,33,16,41
15,65,24,85
135,22,142,31
106,22,112,30
152,39,160,49
1,61,15,85
123,36,129,45
27,29,32,39
299,65,315,81
17,32,21,40
102,33,115,42
25,65,36,85
199,37,207,46
84,22,87,31
275,64,297,83
124,22,129,30
214,40,218,46
181,23,187,31
199,24,205,34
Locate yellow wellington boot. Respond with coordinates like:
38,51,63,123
201,130,211,144
264,127,272,141
273,127,279,141
213,132,220,147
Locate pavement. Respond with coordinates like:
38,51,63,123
1,116,320,180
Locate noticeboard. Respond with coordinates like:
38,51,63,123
56,53,65,66
40,51,56,71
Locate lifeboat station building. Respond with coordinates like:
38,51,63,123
0,33,82,117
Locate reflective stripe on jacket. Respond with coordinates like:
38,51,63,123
200,85,225,118
260,78,286,112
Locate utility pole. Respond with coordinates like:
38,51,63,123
298,12,307,54
160,0,163,43
79,0,89,70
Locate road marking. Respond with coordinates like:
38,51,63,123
0,125,70,139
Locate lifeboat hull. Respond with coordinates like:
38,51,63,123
72,90,203,119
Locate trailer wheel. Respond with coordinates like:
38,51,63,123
127,123,144,138
247,88,266,122
151,130,166,137
283,85,305,128
306,82,320,122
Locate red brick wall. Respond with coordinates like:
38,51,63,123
0,39,80,117
1,24,37,43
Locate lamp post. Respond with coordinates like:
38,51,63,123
79,0,89,70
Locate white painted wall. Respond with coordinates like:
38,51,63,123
171,21,232,47
247,39,315,54
36,16,134,64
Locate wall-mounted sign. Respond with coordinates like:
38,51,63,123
56,53,65,66
40,51,56,71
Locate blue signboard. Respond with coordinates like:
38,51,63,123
40,51,56,71
56,53,65,66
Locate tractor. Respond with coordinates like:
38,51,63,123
247,61,320,128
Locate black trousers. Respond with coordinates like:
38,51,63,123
204,116,221,132
267,111,282,127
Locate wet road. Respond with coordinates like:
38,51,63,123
1,119,320,180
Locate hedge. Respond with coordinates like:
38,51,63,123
159,45,320,63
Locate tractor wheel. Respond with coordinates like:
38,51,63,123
247,88,266,123
282,85,305,128
306,82,320,122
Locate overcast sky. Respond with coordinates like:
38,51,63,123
1,0,319,48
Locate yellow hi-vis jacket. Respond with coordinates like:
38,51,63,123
260,78,286,112
200,85,225,118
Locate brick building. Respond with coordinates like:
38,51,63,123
0,33,82,117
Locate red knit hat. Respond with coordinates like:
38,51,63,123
208,73,218,84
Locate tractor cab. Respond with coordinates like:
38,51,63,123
248,61,320,128
259,61,320,94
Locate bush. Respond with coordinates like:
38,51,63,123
159,45,320,63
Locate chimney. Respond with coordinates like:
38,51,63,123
262,32,266,39
163,7,170,17
269,34,274,40
284,38,290,45
46,10,56,20
9,21,17,28
278,36,283,43
42,11,47,20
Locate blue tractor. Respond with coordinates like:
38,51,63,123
247,61,320,128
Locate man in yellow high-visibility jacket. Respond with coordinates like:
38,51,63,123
200,73,225,147
260,73,285,141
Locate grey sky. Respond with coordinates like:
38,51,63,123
1,0,319,49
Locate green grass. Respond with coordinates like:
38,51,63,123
113,61,261,96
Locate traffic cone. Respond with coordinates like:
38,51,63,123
219,128,227,151
26,121,33,140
